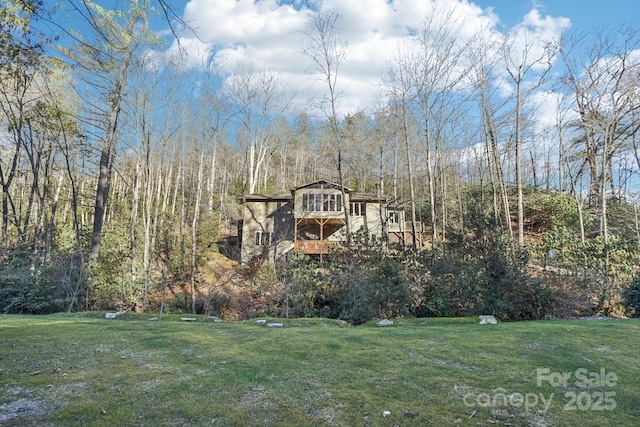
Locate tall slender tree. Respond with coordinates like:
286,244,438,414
0,0,46,247
58,0,159,261
503,29,557,246
302,8,351,236
408,3,473,249
224,64,292,195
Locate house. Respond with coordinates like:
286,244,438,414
238,180,421,263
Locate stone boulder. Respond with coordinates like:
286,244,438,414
479,315,497,325
105,312,124,319
376,319,394,327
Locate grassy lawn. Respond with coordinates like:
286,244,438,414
1,314,639,426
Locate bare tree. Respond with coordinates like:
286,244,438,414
560,26,640,303
562,28,640,213
408,4,474,249
301,8,351,235
551,91,588,243
58,0,159,261
224,64,292,195
503,29,558,246
0,0,46,247
383,54,420,249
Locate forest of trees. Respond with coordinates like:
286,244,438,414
1,0,639,321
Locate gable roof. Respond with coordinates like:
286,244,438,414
239,193,292,203
290,179,353,194
351,192,390,202
239,181,391,204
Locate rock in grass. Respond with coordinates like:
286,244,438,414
377,319,393,327
180,317,197,322
266,323,283,328
255,319,266,324
105,312,124,319
479,315,497,325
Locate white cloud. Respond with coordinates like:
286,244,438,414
520,8,571,39
502,9,570,73
166,0,573,118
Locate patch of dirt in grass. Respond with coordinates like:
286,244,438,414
450,383,473,398
0,397,51,424
241,385,268,405
240,385,273,424
51,382,88,395
521,341,542,350
136,379,165,393
0,382,88,425
306,405,342,424
450,384,557,427
207,359,230,369
304,390,341,424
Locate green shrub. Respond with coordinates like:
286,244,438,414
332,255,411,325
280,255,338,318
622,278,640,317
166,292,201,314
405,249,475,318
523,189,579,232
367,257,411,319
504,278,557,320
0,246,72,314
0,272,70,314
333,256,374,325
84,223,138,311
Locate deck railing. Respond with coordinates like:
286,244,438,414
295,240,340,254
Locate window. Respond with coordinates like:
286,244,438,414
388,211,400,224
302,192,342,212
255,231,273,246
350,202,366,216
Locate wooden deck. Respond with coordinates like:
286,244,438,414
295,240,340,255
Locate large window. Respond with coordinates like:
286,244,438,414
302,193,342,212
255,231,273,246
350,202,366,216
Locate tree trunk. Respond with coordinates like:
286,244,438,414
142,154,154,312
514,81,524,246
89,141,114,261
130,158,141,299
191,152,205,314
425,139,437,249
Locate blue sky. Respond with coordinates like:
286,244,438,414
52,0,637,122
46,0,638,191
145,0,640,116
473,0,640,29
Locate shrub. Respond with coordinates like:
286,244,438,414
523,189,579,233
0,246,71,314
503,278,557,320
333,254,375,325
367,257,411,319
332,256,412,325
279,255,338,318
622,278,640,317
405,249,476,318
0,272,70,314
166,292,192,314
